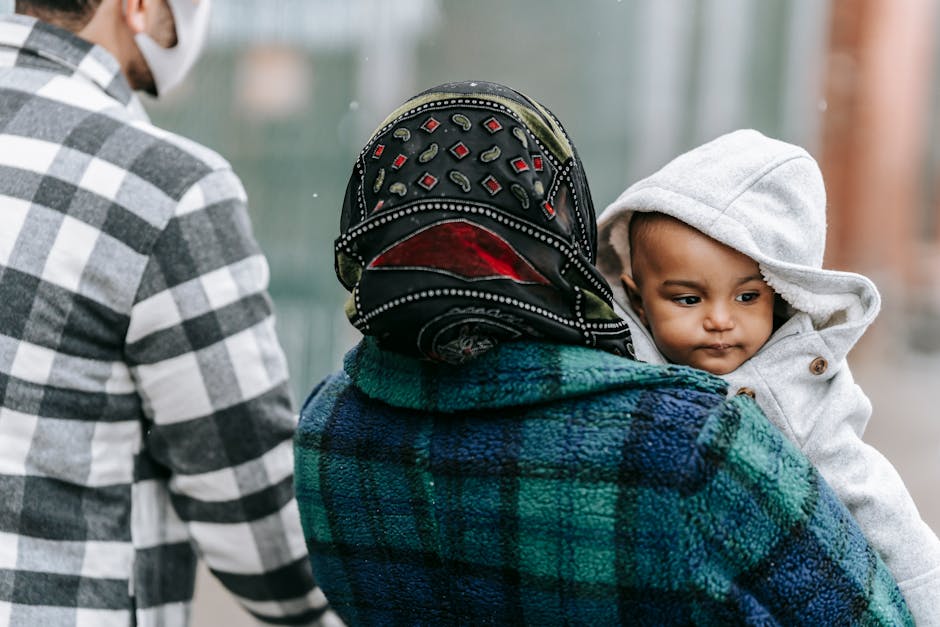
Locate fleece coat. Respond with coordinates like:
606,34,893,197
596,129,940,623
295,338,913,625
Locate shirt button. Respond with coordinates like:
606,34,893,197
736,387,756,399
809,357,828,375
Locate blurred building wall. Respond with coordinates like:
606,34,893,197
821,0,940,352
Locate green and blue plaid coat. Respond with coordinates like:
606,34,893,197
295,339,912,626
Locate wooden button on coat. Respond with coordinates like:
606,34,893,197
736,387,756,399
809,357,828,375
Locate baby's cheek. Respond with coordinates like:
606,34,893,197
649,326,691,365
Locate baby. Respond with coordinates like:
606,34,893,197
597,129,940,623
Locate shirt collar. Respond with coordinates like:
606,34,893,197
0,14,136,108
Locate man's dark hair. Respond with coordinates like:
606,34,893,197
15,0,102,30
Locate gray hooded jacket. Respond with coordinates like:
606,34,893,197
597,129,940,623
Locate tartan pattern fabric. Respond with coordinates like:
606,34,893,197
296,338,913,626
0,15,334,627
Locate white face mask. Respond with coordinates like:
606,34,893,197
134,0,212,97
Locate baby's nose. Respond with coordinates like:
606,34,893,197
704,305,734,331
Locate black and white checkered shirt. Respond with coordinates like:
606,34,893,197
0,15,337,627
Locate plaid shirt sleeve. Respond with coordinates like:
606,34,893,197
125,166,339,625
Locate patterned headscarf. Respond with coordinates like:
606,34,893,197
336,81,632,363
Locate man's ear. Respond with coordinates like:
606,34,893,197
123,0,147,34
620,273,648,326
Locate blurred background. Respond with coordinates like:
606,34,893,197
4,0,939,623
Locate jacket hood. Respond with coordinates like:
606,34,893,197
596,129,880,359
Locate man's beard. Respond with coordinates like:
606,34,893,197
126,57,158,96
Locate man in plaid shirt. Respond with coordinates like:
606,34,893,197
0,1,338,625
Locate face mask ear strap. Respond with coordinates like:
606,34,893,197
134,0,212,97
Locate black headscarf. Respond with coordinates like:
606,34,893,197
336,81,633,363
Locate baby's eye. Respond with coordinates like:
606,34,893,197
673,295,700,306
736,292,760,303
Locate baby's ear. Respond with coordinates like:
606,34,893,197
620,273,648,326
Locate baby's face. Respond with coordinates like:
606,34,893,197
626,217,774,375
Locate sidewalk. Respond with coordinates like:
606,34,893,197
854,350,940,533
